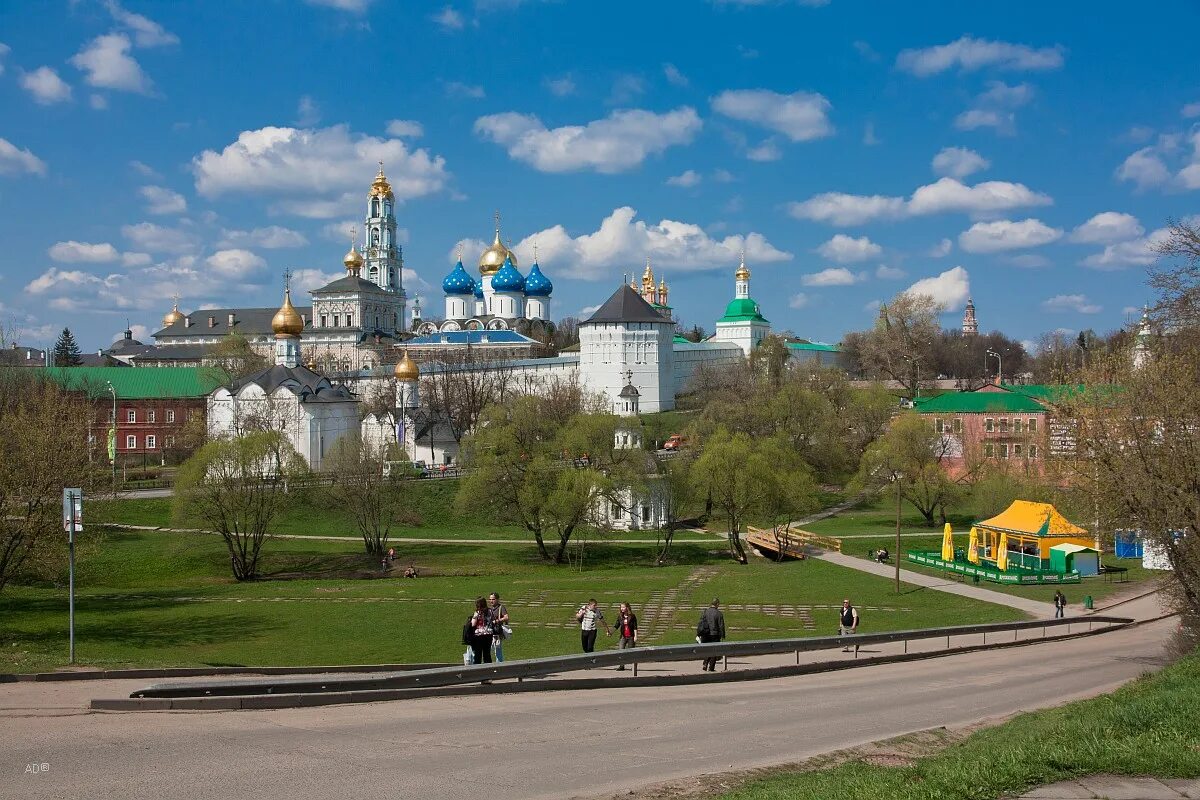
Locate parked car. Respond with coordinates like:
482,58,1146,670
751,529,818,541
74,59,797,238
663,433,686,451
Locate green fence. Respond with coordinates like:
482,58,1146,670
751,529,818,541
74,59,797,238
906,551,1081,585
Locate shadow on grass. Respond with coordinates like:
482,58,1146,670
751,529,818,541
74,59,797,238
5,609,276,650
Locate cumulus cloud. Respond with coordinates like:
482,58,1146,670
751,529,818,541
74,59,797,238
1042,294,1101,314
0,140,47,178
0,43,8,76
218,226,309,249
802,267,861,287
544,76,576,97
105,1,178,47
932,146,989,178
930,238,953,257
1081,225,1173,270
711,89,834,142
385,119,423,138
431,6,464,31
663,63,688,87
905,266,970,310
954,81,1032,135
789,293,810,309
1183,102,1200,119
205,249,267,278
896,36,1064,76
306,0,374,11
450,206,790,279
1116,132,1200,191
474,107,701,174
817,234,882,263
788,176,1051,226
49,241,121,263
291,268,343,293
1068,212,1144,244
20,67,72,105
876,265,906,279
745,139,782,161
607,74,645,105
666,169,702,188
191,125,449,213
958,218,1062,253
445,81,485,99
121,222,198,254
70,33,153,94
138,185,187,215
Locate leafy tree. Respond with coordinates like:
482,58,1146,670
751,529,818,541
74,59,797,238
691,428,776,563
758,437,820,561
855,412,961,527
843,292,942,398
750,334,791,389
324,436,411,557
654,452,699,565
174,431,305,580
52,327,83,367
205,332,266,383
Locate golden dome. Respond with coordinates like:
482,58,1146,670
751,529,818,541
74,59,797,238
394,348,419,381
735,253,750,282
479,212,516,275
343,243,364,273
272,288,305,338
369,162,393,200
658,279,667,293
162,300,184,327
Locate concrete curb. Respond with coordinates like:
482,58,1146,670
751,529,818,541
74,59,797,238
89,622,1128,712
0,662,451,684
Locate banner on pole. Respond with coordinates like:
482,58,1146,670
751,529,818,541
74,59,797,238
62,488,83,533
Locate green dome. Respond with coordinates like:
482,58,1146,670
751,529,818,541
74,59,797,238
719,297,768,323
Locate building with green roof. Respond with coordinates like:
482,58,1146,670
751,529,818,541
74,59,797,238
913,386,1051,479
712,255,770,356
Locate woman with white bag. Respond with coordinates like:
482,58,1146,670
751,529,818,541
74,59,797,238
464,596,494,666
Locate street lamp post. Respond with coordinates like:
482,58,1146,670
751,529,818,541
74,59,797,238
104,381,117,493
893,471,903,594
986,349,1002,384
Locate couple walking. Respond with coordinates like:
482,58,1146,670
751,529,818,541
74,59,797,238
576,600,638,670
464,592,511,666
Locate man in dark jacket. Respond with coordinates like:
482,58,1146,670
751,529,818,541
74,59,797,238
697,598,726,671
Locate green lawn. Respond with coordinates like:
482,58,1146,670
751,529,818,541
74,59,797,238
722,651,1200,800
0,526,1024,674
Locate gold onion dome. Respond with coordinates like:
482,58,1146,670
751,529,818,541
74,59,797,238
479,214,516,276
343,242,364,272
369,162,393,199
735,253,750,281
272,288,305,337
394,349,419,381
162,300,184,327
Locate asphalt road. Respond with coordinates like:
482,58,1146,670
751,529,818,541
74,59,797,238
3,610,1177,800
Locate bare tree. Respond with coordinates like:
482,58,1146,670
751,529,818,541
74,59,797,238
845,292,942,398
421,347,515,447
324,436,410,557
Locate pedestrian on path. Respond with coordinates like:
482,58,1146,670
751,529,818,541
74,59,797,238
576,598,611,653
696,598,725,671
467,596,494,667
488,592,510,662
839,598,859,653
614,602,638,670
1054,590,1067,619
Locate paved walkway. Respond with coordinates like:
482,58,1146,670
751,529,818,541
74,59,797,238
1015,775,1200,798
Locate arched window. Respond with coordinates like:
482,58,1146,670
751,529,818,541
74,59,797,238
371,199,380,217
371,230,379,246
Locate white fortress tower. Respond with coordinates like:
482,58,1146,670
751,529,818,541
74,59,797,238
579,285,675,413
712,253,770,357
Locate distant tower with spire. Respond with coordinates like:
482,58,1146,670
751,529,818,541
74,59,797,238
962,297,978,336
712,251,770,357
1132,307,1153,370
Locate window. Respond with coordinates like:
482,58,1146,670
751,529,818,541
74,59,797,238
333,315,340,327
642,506,650,523
1028,418,1037,433
127,410,136,423
1013,444,1023,457
1029,444,1038,459
1000,443,1009,459
953,418,962,434
165,437,175,448
166,410,175,423
999,418,1010,433
934,419,944,433
148,410,156,423
1012,419,1022,434
985,418,994,432
126,434,136,449
320,315,327,328
346,314,353,328
146,435,157,450
985,443,994,458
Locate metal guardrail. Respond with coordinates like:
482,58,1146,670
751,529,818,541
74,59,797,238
131,615,1132,700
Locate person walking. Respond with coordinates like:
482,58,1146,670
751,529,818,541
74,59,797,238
467,596,494,667
1054,590,1067,619
839,598,859,653
488,592,510,662
576,598,611,653
696,598,726,671
614,602,638,670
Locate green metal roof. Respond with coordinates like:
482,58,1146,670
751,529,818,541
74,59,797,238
913,391,1046,414
717,297,769,323
40,367,226,399
786,341,841,353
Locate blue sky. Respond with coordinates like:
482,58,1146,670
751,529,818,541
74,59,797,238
1,0,1198,351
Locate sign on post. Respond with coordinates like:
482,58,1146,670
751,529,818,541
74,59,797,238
63,488,82,534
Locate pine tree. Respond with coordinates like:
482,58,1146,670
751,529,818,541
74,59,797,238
53,327,83,367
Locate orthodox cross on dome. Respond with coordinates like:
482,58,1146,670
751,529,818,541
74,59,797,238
457,242,464,261
533,241,538,262
624,368,633,384
283,267,292,292
377,160,385,176
494,210,501,236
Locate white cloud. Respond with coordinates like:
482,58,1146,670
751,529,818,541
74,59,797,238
105,1,178,47
474,107,701,174
295,95,320,127
48,241,120,263
931,146,989,179
218,226,309,249
0,43,9,76
121,222,197,254
432,6,464,31
930,238,953,257
451,206,790,279
291,268,343,293
70,34,152,94
544,76,576,97
205,249,266,278
20,67,72,105
1068,212,1144,244
802,267,860,287
385,119,423,138
192,125,449,210
954,81,1032,135
1081,225,1172,270
607,74,645,105
138,185,187,215
663,63,688,87
896,36,1064,76
1182,102,1200,119
122,252,151,267
1115,132,1200,192
905,266,970,310
129,160,160,178
1116,145,1173,190
89,93,108,110
445,81,485,99
954,110,1011,132
320,220,361,243
746,139,782,161
789,293,810,309
0,140,46,178
1042,294,1101,314
788,176,1051,226
817,234,882,263
666,169,702,188
875,265,906,279
712,168,735,183
305,0,373,10
711,89,834,142
958,218,1062,253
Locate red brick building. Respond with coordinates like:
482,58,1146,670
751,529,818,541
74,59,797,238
913,388,1050,479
